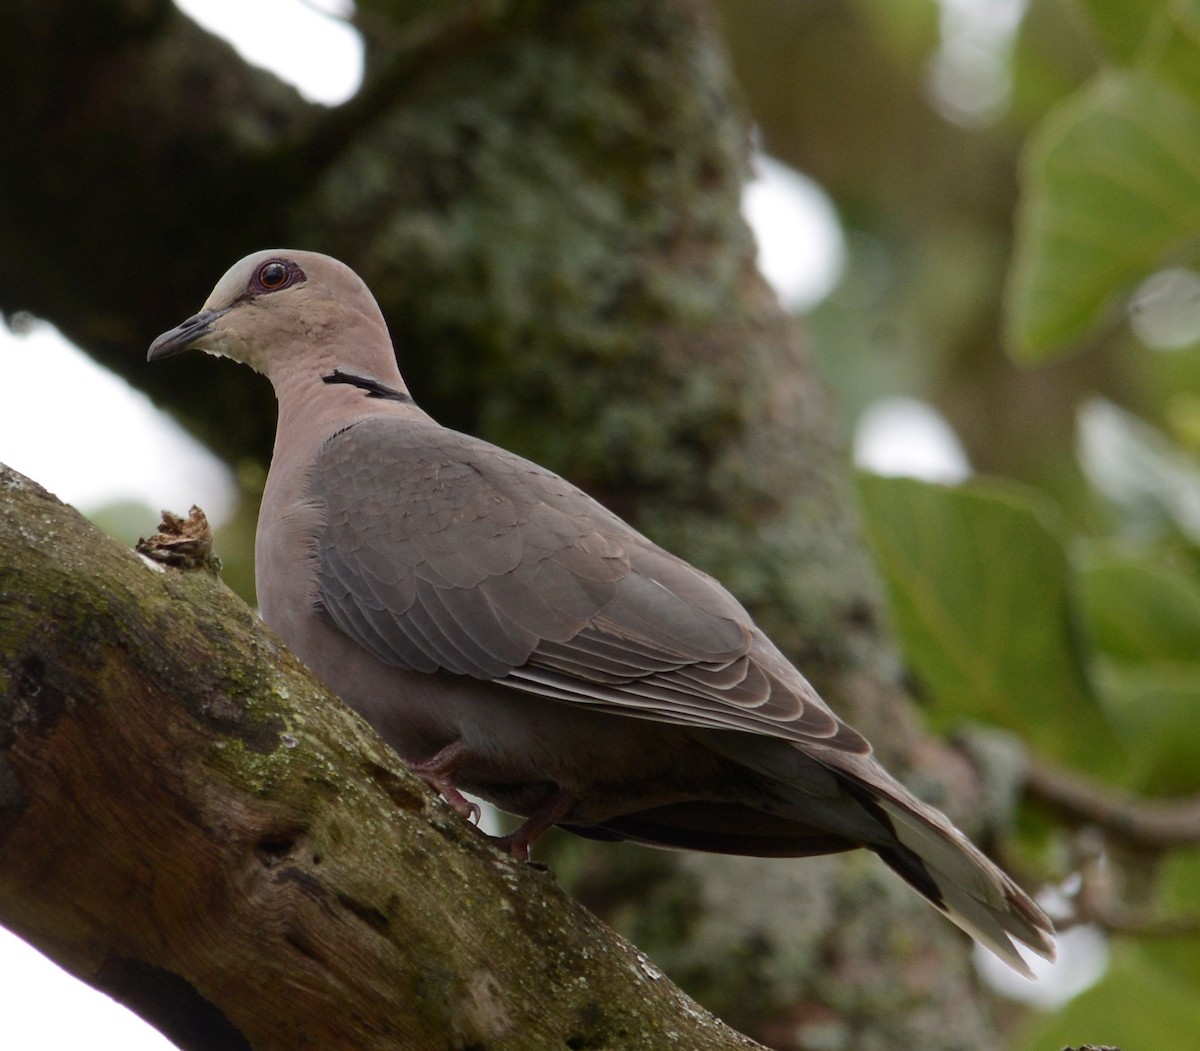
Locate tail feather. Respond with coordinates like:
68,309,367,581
870,795,1056,977
659,728,1056,974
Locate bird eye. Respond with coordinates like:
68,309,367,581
256,261,291,291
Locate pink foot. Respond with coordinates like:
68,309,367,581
496,788,573,861
409,744,574,860
409,741,481,824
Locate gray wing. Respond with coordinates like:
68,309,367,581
311,416,868,753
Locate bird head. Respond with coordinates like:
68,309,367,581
147,250,405,393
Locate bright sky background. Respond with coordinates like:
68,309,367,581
0,2,1089,1047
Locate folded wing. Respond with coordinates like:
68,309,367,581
311,416,867,753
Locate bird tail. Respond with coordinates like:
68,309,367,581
628,726,1057,975
856,785,1056,977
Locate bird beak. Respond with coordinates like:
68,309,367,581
147,307,231,362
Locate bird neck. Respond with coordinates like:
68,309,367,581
271,361,411,447
259,350,427,580
265,302,411,422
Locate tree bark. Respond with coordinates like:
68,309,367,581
0,463,767,1050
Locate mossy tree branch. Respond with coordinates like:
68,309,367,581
0,463,764,1051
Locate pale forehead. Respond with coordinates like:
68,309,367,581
200,249,368,311
203,249,292,309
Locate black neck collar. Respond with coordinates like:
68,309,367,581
322,368,412,403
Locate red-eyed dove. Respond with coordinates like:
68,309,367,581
148,250,1056,975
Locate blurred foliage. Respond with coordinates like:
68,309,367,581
1009,3,1200,361
858,474,1122,769
722,1,1200,1046
1016,944,1200,1051
1010,68,1200,359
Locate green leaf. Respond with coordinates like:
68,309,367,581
1096,663,1200,794
1015,948,1200,1051
1143,4,1200,107
1008,71,1200,361
1141,850,1200,987
1076,549,1200,792
1078,550,1200,662
857,475,1121,767
1076,0,1162,62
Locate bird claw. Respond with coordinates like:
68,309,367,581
415,772,481,824
457,794,483,825
409,741,480,823
422,778,478,821
494,788,573,862
494,830,533,862
409,745,571,858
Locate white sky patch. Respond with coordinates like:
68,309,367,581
0,321,237,524
1129,267,1200,350
974,921,1108,1008
173,0,363,105
0,928,176,1050
854,396,971,483
742,153,845,312
928,0,1026,126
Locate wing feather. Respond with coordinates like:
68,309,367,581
309,417,868,753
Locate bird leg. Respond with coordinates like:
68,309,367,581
497,788,573,861
408,741,481,824
409,742,573,860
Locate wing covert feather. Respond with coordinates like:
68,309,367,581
309,417,868,753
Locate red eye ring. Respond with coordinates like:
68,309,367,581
256,261,291,291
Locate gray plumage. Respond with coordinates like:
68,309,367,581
148,249,1056,976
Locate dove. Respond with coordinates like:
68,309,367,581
148,249,1055,975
